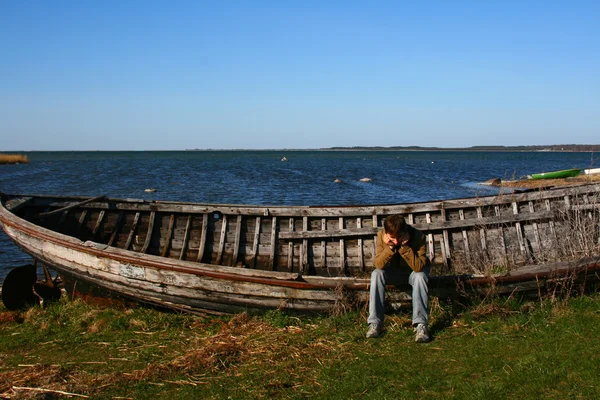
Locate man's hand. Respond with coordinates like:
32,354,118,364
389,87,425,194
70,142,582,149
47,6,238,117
384,233,398,250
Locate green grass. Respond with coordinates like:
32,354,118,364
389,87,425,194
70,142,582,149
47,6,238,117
1,293,600,399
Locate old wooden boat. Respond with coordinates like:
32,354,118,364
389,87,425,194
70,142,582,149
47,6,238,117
1,184,600,314
530,168,581,180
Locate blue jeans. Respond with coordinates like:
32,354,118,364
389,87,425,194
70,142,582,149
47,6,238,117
367,265,429,327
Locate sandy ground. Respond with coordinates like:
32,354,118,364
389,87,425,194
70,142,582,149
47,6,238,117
482,174,600,189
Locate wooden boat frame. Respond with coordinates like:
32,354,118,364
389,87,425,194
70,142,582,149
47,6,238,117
1,183,600,314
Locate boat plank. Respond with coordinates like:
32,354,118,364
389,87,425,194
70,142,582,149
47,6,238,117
5,196,33,212
216,215,228,265
339,217,345,272
124,212,140,250
39,195,106,217
140,211,155,254
320,218,326,268
441,209,451,267
77,210,88,231
302,216,308,273
529,201,542,252
277,210,556,240
107,211,124,247
57,210,69,226
476,207,487,250
269,216,277,270
425,213,436,264
512,202,527,256
232,215,242,266
92,210,106,238
372,215,378,269
288,218,294,271
357,217,364,271
494,206,508,263
249,217,260,268
179,215,192,261
459,209,471,262
161,214,176,258
196,213,209,263
26,183,600,217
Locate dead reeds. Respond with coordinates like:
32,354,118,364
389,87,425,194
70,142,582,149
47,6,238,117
451,188,600,276
0,153,28,164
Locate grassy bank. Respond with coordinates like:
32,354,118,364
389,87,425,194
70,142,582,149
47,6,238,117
1,293,600,399
0,154,28,165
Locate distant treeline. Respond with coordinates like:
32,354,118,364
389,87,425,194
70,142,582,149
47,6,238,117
325,145,600,152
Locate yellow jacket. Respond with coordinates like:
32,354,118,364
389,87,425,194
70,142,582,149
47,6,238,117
374,227,428,272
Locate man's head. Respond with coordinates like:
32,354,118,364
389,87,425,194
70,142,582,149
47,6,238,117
384,214,411,243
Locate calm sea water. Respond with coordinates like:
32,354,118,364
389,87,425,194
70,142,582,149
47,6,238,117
0,150,596,281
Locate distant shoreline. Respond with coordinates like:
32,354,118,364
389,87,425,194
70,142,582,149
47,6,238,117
322,145,600,152
6,145,600,152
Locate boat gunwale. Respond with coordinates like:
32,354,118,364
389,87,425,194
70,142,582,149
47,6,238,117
6,182,600,217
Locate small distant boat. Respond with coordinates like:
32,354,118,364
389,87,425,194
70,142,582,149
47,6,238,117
583,168,600,176
530,168,581,180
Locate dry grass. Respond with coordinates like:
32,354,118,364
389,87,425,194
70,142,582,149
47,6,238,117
0,154,28,164
0,308,349,398
493,174,600,189
450,186,600,278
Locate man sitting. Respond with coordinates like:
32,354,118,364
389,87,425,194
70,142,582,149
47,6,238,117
366,214,430,342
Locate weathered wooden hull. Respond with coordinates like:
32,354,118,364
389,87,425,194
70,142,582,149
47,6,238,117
1,183,600,313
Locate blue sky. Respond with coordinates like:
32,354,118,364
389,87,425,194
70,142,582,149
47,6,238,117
1,1,599,150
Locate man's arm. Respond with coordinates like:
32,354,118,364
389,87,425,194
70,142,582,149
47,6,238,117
374,230,396,269
398,231,428,272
